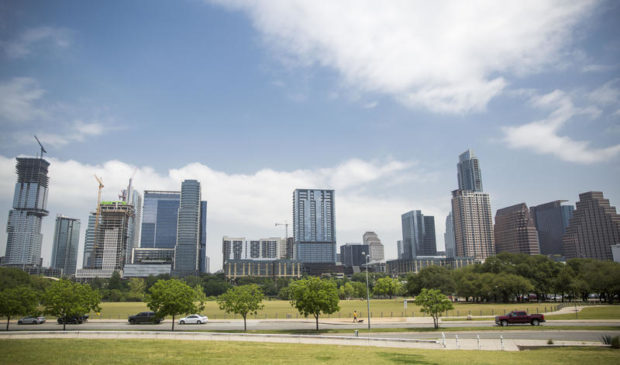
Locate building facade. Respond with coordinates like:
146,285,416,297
363,231,385,261
50,215,80,276
457,149,483,192
199,201,208,273
444,212,456,258
339,243,369,266
174,180,201,276
401,210,436,259
82,213,96,268
563,191,620,260
293,189,336,263
223,259,302,279
140,190,181,249
451,189,495,260
386,257,475,276
494,203,540,255
222,237,284,264
122,179,142,265
4,157,50,266
530,200,574,256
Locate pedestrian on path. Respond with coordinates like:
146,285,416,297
353,310,358,323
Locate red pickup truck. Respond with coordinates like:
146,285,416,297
495,311,545,326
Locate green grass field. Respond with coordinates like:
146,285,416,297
0,339,618,364
89,300,561,320
546,306,620,320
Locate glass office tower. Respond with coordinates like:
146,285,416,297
140,191,181,248
51,215,80,276
173,180,201,276
293,189,336,263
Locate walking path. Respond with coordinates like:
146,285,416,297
0,330,607,351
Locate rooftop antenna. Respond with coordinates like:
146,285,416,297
34,135,47,159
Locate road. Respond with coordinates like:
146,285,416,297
7,319,620,342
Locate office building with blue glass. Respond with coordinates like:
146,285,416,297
401,210,436,259
174,180,201,276
50,215,80,276
530,200,574,256
140,191,181,249
293,189,336,263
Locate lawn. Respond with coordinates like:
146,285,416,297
0,339,618,364
90,300,560,320
546,306,620,320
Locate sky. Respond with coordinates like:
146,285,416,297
0,0,619,272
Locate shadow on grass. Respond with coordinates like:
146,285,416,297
377,352,438,364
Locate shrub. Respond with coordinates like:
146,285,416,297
601,335,612,345
547,339,554,345
611,336,620,349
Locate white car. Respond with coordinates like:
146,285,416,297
179,314,208,324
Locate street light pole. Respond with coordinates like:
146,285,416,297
363,252,371,330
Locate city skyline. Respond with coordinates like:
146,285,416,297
1,1,619,271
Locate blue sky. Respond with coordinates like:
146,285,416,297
1,0,619,271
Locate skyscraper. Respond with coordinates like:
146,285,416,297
174,180,201,276
340,243,369,266
401,210,436,259
86,201,134,271
530,200,574,255
82,212,96,268
563,192,620,261
199,201,208,273
4,157,50,266
396,240,403,259
444,212,456,258
363,231,385,261
140,191,181,249
122,179,142,264
293,189,336,263
451,189,495,260
50,216,80,276
457,149,483,192
494,203,540,255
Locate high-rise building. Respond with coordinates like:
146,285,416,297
444,212,456,258
494,203,540,255
140,191,181,249
199,201,208,274
340,243,369,266
50,215,80,276
222,237,283,262
363,231,384,261
293,189,336,263
86,201,134,271
563,192,620,260
451,190,494,260
4,157,50,266
174,180,201,276
401,210,436,259
396,240,403,259
82,212,97,268
530,200,574,255
457,149,483,192
122,179,142,265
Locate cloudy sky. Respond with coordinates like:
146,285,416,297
1,0,619,271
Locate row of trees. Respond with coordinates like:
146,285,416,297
406,254,620,303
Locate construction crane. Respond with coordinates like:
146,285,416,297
92,175,104,263
275,221,289,240
34,135,47,158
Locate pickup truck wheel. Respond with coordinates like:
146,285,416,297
501,320,508,327
180,320,185,324
532,319,539,326
129,320,135,325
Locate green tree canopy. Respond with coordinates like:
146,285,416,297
289,277,339,331
217,284,264,331
43,279,101,331
0,267,31,291
373,277,402,299
414,288,454,329
0,286,39,331
406,266,455,296
146,279,204,331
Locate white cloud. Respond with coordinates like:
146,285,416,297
0,77,47,122
2,26,71,59
0,156,443,270
210,0,596,113
588,79,620,106
502,89,620,164
34,121,108,148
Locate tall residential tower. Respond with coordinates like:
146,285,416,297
50,216,80,276
293,189,336,263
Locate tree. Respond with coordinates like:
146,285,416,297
0,286,39,331
43,279,101,331
351,281,367,299
127,278,146,301
146,279,204,331
338,282,355,300
217,284,264,331
0,268,31,291
373,277,401,299
406,266,455,296
289,277,339,331
414,288,454,329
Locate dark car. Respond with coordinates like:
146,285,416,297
495,311,545,326
57,314,89,324
18,316,46,325
128,311,161,324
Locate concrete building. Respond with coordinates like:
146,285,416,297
223,259,302,279
444,212,456,258
339,243,369,267
563,191,620,260
293,189,336,263
494,203,540,255
222,237,284,263
174,180,201,276
386,257,475,276
50,215,80,276
363,231,385,261
530,200,574,256
401,210,436,259
82,213,96,268
457,149,483,192
451,189,495,260
612,244,620,263
121,179,142,265
4,157,50,266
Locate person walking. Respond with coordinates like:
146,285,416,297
353,310,358,323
